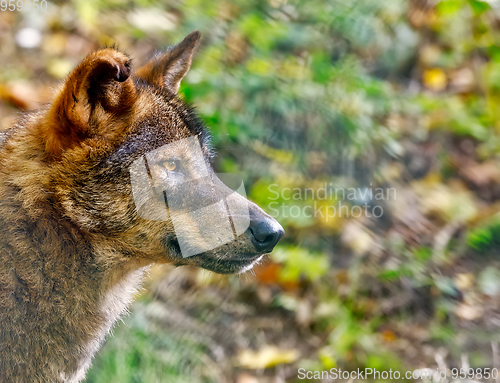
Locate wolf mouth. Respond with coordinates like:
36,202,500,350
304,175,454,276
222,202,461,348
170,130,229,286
180,251,266,274
164,236,261,271
226,253,265,264
225,253,265,267
233,255,265,271
211,253,266,274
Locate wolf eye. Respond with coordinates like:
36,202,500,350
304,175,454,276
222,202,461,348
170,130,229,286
162,160,178,171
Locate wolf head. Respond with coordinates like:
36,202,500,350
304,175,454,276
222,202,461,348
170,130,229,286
35,31,284,274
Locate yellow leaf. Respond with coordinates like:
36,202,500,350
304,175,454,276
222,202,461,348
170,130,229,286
423,68,447,91
236,345,300,369
252,140,294,164
454,273,475,290
341,220,374,255
455,303,483,321
47,59,73,79
318,347,337,369
316,200,344,232
246,57,273,76
413,178,478,223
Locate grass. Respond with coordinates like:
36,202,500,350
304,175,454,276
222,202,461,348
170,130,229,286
86,301,219,383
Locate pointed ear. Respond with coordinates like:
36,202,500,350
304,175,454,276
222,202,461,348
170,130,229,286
135,31,201,93
41,49,136,159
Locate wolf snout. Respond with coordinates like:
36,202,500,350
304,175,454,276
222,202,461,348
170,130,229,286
248,215,284,253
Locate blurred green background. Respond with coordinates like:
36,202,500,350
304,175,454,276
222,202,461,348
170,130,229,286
1,0,500,381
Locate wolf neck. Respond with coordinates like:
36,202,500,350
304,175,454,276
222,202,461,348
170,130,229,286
0,200,147,382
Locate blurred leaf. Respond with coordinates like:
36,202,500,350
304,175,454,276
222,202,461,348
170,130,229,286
236,345,299,369
47,59,73,79
478,267,500,296
436,0,462,16
468,227,493,250
423,68,447,91
455,303,483,320
468,0,490,15
318,347,337,369
272,246,329,282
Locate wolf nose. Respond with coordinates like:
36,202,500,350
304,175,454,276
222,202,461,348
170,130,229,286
249,217,285,253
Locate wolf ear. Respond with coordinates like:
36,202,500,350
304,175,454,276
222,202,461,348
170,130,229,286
41,49,136,159
135,31,201,93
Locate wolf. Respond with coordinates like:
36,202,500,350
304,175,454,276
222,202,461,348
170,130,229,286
0,31,284,382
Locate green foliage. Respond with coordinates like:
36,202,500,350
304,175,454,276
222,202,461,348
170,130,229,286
378,247,433,286
86,304,216,383
272,245,329,282
467,215,500,251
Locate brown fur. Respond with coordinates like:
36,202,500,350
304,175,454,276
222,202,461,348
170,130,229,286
0,31,283,382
